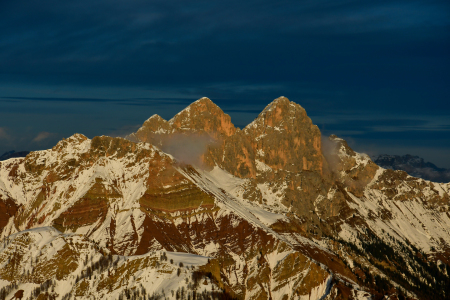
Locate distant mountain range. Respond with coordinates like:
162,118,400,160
373,154,450,183
0,150,30,161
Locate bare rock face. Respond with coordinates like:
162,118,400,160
127,114,173,147
205,129,257,177
244,96,323,174
129,96,323,179
127,97,236,149
169,97,236,139
0,196,17,234
324,134,380,197
203,96,324,179
53,178,110,234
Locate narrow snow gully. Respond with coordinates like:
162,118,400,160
319,275,334,300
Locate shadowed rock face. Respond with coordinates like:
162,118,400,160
0,196,17,232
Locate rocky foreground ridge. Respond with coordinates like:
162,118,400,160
0,97,449,300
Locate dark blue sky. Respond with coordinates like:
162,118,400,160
1,0,450,166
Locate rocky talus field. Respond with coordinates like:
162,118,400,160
1,97,449,300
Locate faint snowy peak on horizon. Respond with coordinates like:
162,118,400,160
374,153,450,183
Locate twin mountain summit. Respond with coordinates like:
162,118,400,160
0,97,449,300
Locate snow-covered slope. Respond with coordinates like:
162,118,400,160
0,227,221,300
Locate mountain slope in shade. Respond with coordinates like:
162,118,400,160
373,154,450,183
0,97,449,300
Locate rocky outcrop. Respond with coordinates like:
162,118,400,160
139,166,215,212
325,135,380,197
53,179,110,234
127,114,173,147
0,196,18,235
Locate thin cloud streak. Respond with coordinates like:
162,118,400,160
32,132,54,143
0,128,10,140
